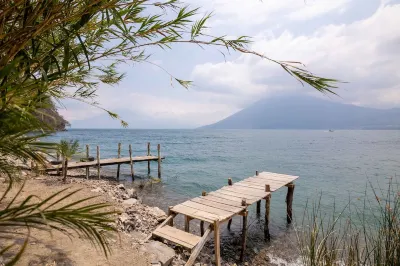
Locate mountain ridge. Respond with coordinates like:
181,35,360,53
201,95,400,130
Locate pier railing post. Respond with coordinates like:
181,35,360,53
256,171,261,215
157,144,161,178
147,142,151,174
286,182,295,224
85,145,89,179
56,152,60,176
116,143,121,180
200,191,207,236
227,178,233,230
240,208,248,262
97,146,100,179
265,184,271,241
129,144,134,180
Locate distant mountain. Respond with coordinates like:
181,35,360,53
201,95,400,129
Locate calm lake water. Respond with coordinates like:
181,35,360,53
48,129,400,262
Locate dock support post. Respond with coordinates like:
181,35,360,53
147,142,151,174
240,209,248,262
56,152,60,176
185,216,191,232
256,171,261,215
85,145,89,179
213,219,221,266
129,144,134,180
227,178,233,230
265,184,271,241
286,182,295,224
200,191,207,236
157,144,161,178
63,159,68,183
168,206,174,226
116,143,121,180
97,146,100,179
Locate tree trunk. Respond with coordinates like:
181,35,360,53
63,158,68,183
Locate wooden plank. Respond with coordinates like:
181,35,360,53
154,225,201,250
182,201,233,219
144,214,176,243
245,176,290,185
236,181,281,191
238,181,281,192
221,185,269,197
171,204,219,223
214,220,221,266
207,192,246,204
241,178,288,187
213,190,259,205
186,225,212,266
254,175,298,184
201,195,244,208
190,197,244,213
259,171,299,179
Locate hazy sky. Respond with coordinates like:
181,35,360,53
60,0,400,129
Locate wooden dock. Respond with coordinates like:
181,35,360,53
147,171,298,266
46,142,165,180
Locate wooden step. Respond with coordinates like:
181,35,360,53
153,225,202,250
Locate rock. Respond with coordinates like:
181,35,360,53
91,187,103,193
150,207,167,222
122,198,138,207
117,184,125,190
142,241,175,266
127,188,138,199
118,213,130,223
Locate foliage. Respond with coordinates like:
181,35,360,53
0,182,115,262
58,139,81,160
0,0,341,264
296,179,400,266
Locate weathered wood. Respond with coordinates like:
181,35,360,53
228,178,232,185
185,225,212,266
190,198,242,213
227,218,232,230
256,200,261,215
63,159,68,183
265,195,271,241
144,214,176,243
96,146,100,179
168,206,174,226
56,152,61,176
201,195,244,208
185,216,191,232
210,191,256,204
116,143,121,180
85,145,89,179
221,185,268,198
286,182,295,223
172,205,218,223
214,220,221,266
256,171,259,176
153,225,201,250
129,144,134,179
181,201,232,219
200,191,207,236
46,155,164,171
157,144,161,178
240,210,248,261
147,142,151,174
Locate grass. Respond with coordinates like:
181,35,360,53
295,178,400,266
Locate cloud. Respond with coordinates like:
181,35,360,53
192,2,400,108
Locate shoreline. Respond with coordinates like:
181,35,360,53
1,169,300,266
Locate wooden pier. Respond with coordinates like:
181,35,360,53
147,171,298,266
47,142,165,179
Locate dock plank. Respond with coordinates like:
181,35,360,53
213,190,259,205
171,204,219,223
153,225,201,250
182,201,234,219
221,185,269,197
201,195,244,208
191,197,245,213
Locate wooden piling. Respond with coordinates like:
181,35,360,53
227,178,233,230
256,171,261,214
63,159,68,183
116,143,121,180
265,184,271,241
97,146,100,179
147,142,151,174
56,152,60,176
157,144,161,178
286,183,295,224
200,191,207,236
129,144,134,180
213,220,221,266
168,206,174,226
240,210,248,262
85,145,89,179
185,216,191,232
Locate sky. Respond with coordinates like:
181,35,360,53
60,0,400,129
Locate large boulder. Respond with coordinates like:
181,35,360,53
149,207,167,222
141,241,175,266
122,198,138,207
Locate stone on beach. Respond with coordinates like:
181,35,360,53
122,198,138,207
141,241,175,266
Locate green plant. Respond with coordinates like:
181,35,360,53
295,179,400,266
58,139,81,183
